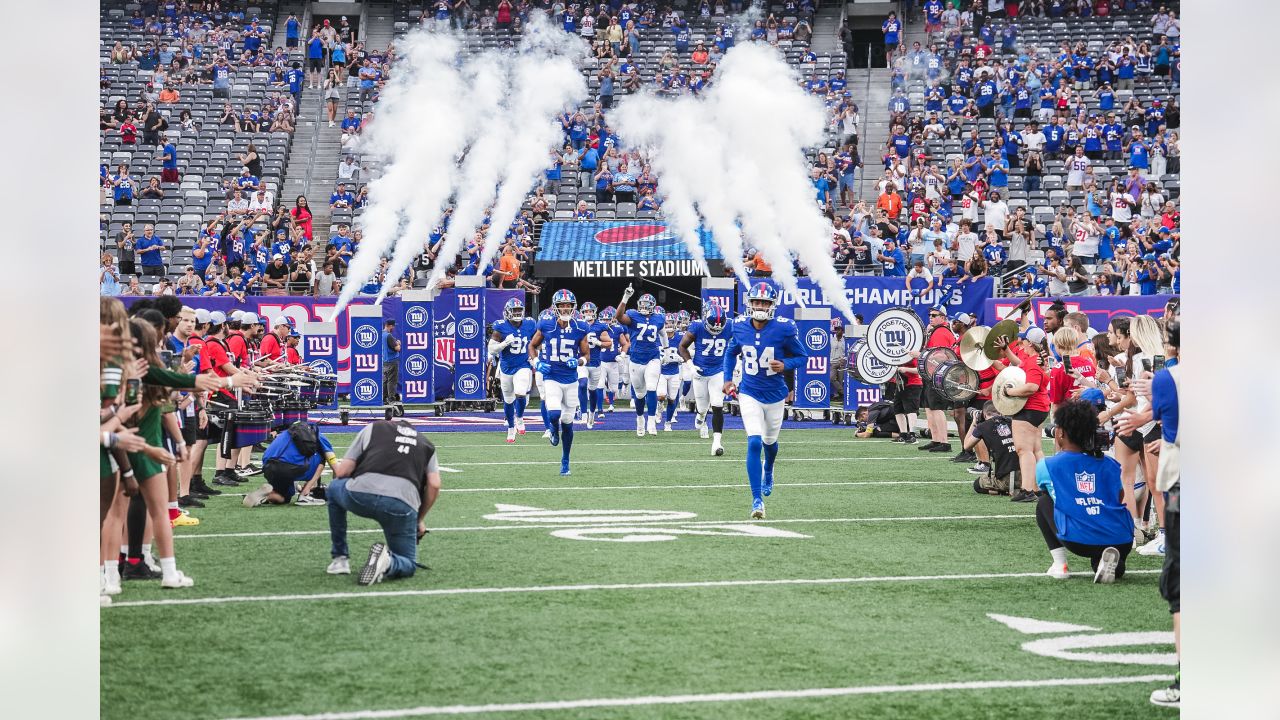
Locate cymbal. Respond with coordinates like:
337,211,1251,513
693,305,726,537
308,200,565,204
984,320,1019,360
992,366,1029,416
960,326,993,371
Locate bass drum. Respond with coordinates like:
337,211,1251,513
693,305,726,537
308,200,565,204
849,339,898,385
933,361,980,404
865,306,925,367
919,346,960,380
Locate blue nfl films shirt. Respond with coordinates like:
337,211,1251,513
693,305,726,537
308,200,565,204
263,426,336,481
1036,451,1134,546
493,318,536,374
625,310,666,364
723,316,807,404
687,321,728,377
586,321,611,367
537,316,589,384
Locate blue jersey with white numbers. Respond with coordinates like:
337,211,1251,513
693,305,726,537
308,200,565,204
723,316,807,404
687,321,728,376
600,323,625,362
624,310,666,364
493,318,536,375
586,321,611,367
537,317,589,384
660,338,682,376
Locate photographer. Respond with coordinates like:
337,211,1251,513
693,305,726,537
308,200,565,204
1034,399,1134,584
326,420,442,585
961,402,1018,495
243,422,337,508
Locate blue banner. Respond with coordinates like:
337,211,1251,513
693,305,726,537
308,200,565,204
347,305,383,407
739,277,995,324
301,321,339,410
535,221,724,277
452,278,487,401
398,290,435,404
793,308,832,409
700,277,736,318
429,289,522,402
982,294,1177,332
842,334,883,410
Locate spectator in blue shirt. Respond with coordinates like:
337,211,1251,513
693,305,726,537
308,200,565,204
330,183,355,210
285,13,301,48
137,224,166,276
307,32,325,88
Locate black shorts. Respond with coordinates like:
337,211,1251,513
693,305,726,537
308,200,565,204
1012,408,1049,427
199,414,226,443
264,460,306,500
1118,425,1162,452
308,57,324,71
923,385,957,411
1160,484,1180,614
181,414,198,445
892,384,922,415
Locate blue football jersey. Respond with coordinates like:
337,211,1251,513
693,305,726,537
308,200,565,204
493,318,536,375
723,316,807,404
586,321,611,367
624,310,666,364
687,321,728,376
537,317,588,384
659,336,682,376
600,323,625,362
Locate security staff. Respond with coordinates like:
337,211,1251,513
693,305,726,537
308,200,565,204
325,420,441,585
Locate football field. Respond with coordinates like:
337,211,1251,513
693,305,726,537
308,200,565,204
101,426,1176,719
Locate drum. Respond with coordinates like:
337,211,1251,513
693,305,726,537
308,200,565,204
865,306,925,367
205,394,239,418
228,410,273,449
919,346,960,380
316,377,338,406
931,361,980,404
849,339,897,385
297,378,319,407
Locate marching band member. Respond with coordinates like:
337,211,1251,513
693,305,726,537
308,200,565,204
992,323,1052,503
913,304,958,453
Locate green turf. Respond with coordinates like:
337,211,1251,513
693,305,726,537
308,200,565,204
101,429,1174,719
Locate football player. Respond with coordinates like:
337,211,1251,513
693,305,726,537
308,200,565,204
723,282,807,519
658,323,683,431
489,298,536,443
598,306,628,412
528,290,592,475
675,311,695,408
534,308,555,439
616,284,665,437
679,304,729,455
580,302,613,426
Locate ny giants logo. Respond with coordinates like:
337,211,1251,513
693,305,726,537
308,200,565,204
457,347,481,365
306,336,333,355
353,325,379,349
805,327,829,352
404,354,430,377
353,353,380,372
405,331,431,350
457,292,481,312
403,380,430,397
458,373,481,395
804,380,828,403
353,378,380,402
404,305,429,329
806,356,828,373
705,294,731,312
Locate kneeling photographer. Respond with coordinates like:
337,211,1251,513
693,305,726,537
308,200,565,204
1035,399,1134,584
243,422,337,508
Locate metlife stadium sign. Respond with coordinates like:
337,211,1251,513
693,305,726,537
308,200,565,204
536,221,725,277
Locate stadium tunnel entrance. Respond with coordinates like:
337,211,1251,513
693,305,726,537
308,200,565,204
530,275,706,317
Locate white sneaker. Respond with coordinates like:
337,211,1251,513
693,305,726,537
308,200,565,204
606,404,615,413
142,552,161,574
328,121,335,127
161,571,195,589
1093,546,1120,584
699,425,710,439
516,417,526,435
327,556,351,575
295,494,326,506
100,594,112,607
102,570,122,596
1137,532,1165,557
583,411,593,427
1045,562,1070,580
358,543,392,586
636,416,645,437
506,428,517,444
646,417,658,436
243,482,273,508
664,421,673,432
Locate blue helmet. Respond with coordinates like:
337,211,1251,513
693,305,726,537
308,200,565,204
503,297,525,323
637,293,656,315
580,301,598,323
654,305,666,317
552,289,577,319
600,305,617,324
539,308,556,322
746,282,779,321
704,304,727,334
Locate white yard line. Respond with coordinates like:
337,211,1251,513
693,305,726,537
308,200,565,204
173,514,1032,540
111,568,1159,611
447,457,940,466
208,479,968,498
220,674,1173,719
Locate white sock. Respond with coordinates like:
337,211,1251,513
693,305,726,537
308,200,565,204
159,556,178,581
1050,548,1068,566
103,561,120,584
167,501,179,511
713,432,722,443
119,544,128,557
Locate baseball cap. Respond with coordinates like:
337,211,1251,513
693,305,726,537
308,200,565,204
273,253,283,260
241,312,259,325
954,312,975,325
1020,327,1047,344
209,310,227,325
1158,226,1172,234
1143,253,1157,261
272,315,290,328
289,329,301,338
230,310,244,321
1079,387,1107,407
193,308,211,324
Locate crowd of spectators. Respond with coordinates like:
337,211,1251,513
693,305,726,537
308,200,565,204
807,0,1179,297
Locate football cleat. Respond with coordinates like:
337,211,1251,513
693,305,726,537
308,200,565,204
712,439,724,456
516,418,526,435
646,417,658,436
750,499,766,519
700,425,710,439
762,470,774,497
694,413,705,430
663,422,673,432
1137,532,1166,557
506,429,517,444
636,416,645,437
542,429,552,440
560,460,571,476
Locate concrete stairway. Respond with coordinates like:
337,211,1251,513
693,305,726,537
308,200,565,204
810,4,845,56
362,1,399,51
281,85,345,249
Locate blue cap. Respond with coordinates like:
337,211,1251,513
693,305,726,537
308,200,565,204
1143,253,1157,261
1158,226,1172,233
1079,387,1106,407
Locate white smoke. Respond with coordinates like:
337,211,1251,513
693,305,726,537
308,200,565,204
611,42,856,322
330,15,587,318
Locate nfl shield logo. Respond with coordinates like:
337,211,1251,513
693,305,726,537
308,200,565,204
1074,471,1096,494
